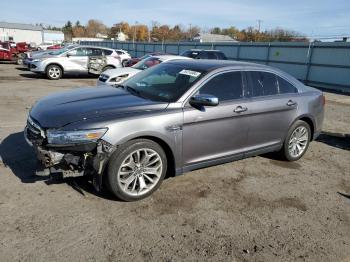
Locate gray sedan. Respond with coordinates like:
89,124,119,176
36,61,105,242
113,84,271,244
25,60,325,201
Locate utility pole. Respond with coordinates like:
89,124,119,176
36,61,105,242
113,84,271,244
189,23,192,41
133,21,138,50
257,20,263,32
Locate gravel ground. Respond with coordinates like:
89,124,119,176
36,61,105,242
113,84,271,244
0,63,349,262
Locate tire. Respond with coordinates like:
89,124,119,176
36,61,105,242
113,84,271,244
279,120,311,161
16,57,23,65
102,66,114,72
46,64,62,80
106,139,167,201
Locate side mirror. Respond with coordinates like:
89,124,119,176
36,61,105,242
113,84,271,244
189,94,219,107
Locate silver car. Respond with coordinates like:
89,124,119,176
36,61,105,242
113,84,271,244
25,60,325,201
30,45,122,80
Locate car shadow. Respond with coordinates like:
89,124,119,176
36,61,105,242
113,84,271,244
16,67,29,71
19,73,98,80
0,131,117,200
19,73,43,79
316,131,350,151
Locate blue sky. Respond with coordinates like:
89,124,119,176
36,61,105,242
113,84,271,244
2,0,350,37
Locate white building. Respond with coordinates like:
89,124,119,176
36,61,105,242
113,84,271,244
0,22,43,44
0,22,64,45
115,32,128,41
43,30,64,44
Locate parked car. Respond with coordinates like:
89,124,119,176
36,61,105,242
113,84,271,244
25,60,324,201
29,46,122,80
37,42,55,50
47,44,63,50
115,49,131,66
0,41,29,64
24,44,78,67
97,55,191,87
181,49,227,60
125,52,166,67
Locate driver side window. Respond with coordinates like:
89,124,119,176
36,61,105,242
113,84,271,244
198,71,244,101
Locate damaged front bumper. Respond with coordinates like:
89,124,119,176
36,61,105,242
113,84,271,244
24,126,116,191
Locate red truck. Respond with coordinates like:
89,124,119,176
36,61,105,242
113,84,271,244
0,41,29,64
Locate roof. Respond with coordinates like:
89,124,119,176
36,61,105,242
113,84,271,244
186,49,224,52
0,22,42,31
166,59,268,72
193,33,238,43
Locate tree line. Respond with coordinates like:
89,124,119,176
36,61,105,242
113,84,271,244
61,20,307,42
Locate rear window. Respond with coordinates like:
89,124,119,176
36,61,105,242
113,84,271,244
103,50,113,56
277,76,298,94
206,52,217,59
216,52,227,60
247,71,298,97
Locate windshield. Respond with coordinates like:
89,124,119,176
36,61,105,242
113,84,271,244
132,57,162,70
123,63,206,102
48,45,76,56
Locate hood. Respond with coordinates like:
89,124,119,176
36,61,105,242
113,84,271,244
104,67,141,78
30,87,168,128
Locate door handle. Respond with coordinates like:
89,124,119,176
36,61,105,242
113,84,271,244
286,100,297,107
234,106,248,113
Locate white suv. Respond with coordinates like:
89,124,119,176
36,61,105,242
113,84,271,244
30,46,122,80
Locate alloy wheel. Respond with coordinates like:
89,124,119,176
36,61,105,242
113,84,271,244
48,67,61,79
288,126,309,158
117,148,163,196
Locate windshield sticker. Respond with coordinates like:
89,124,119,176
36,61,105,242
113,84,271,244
179,69,201,78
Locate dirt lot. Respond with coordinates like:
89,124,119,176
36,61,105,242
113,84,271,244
0,63,349,262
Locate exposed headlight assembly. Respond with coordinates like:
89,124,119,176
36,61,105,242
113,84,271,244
109,74,129,83
46,128,108,145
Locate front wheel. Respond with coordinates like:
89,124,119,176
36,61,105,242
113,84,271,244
106,139,167,201
122,60,128,67
280,120,311,161
46,64,62,80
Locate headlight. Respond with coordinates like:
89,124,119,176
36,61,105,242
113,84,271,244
46,128,108,145
109,74,129,83
32,59,42,62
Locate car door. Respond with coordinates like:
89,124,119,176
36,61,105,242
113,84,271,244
243,71,299,152
66,47,89,71
182,71,250,167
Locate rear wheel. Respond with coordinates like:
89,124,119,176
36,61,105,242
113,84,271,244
106,139,167,201
279,120,311,161
46,64,62,80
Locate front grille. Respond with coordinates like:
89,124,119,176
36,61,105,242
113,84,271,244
98,74,108,82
